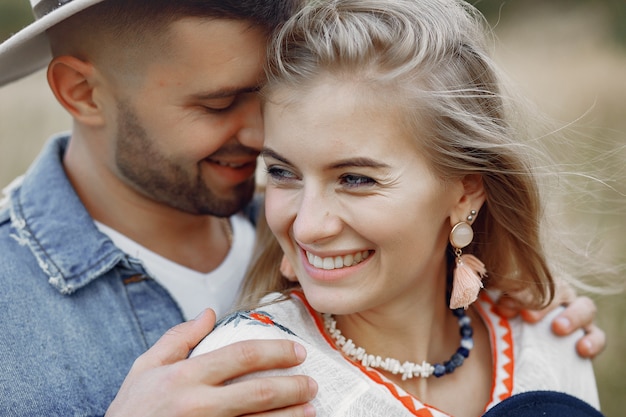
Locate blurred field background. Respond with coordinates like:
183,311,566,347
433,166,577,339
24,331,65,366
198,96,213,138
1,0,624,415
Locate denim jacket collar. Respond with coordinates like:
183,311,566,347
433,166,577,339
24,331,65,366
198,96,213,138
6,134,128,294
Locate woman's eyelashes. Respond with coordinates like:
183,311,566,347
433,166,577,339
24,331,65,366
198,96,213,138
339,174,377,188
266,165,299,182
266,165,377,190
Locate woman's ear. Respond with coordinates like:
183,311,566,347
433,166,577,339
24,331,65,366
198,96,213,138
450,174,486,226
280,254,298,282
47,56,105,127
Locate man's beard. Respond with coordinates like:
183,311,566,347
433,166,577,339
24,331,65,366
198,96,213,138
114,100,255,216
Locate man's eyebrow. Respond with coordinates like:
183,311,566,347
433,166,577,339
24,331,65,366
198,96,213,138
193,86,261,100
261,148,389,170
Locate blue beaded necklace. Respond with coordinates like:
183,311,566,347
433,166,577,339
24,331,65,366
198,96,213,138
323,284,474,379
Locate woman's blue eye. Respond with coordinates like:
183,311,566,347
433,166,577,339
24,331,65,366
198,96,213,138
341,174,375,187
266,166,297,180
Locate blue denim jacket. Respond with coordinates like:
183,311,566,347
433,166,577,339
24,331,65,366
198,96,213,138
0,135,185,416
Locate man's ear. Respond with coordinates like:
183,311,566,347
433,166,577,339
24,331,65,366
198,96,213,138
47,56,105,127
449,173,486,226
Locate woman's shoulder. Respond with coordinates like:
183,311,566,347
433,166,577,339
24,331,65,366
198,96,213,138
217,296,307,338
476,291,591,370
475,292,599,408
190,292,320,358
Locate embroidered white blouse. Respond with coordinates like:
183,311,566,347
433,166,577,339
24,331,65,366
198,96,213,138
191,291,599,416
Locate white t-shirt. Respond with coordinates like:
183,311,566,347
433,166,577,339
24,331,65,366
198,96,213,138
96,213,255,320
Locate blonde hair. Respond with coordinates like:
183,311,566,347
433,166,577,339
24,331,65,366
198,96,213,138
242,0,560,309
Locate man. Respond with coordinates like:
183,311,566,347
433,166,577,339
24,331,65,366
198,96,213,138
0,0,604,416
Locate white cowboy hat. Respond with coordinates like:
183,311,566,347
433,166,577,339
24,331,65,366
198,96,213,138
0,0,106,87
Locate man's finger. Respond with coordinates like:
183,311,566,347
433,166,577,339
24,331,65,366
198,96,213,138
134,309,217,370
575,324,606,359
190,339,308,384
212,375,318,416
493,294,524,318
551,296,597,336
240,403,317,417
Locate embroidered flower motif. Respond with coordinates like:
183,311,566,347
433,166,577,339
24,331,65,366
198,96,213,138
217,310,297,336
249,312,275,325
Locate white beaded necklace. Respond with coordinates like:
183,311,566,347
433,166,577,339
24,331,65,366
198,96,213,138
323,310,474,380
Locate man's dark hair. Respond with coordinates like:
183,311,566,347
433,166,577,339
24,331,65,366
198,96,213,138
86,0,304,35
47,0,305,71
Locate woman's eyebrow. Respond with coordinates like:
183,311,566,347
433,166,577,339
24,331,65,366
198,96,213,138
261,147,389,170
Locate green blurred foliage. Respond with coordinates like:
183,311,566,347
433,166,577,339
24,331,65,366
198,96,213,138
0,1,33,41
473,0,626,46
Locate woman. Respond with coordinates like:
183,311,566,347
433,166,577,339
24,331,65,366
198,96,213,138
191,0,603,415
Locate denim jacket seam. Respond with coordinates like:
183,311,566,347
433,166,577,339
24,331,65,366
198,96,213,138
10,189,129,295
118,269,150,348
117,266,185,348
9,194,68,292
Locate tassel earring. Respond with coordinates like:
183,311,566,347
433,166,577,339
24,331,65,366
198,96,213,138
449,210,487,309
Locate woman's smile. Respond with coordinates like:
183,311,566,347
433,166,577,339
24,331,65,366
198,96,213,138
305,249,372,270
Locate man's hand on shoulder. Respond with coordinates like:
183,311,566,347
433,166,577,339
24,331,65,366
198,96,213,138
495,284,605,359
106,309,317,417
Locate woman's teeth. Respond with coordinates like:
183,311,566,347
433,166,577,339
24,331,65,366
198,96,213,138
306,250,370,270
